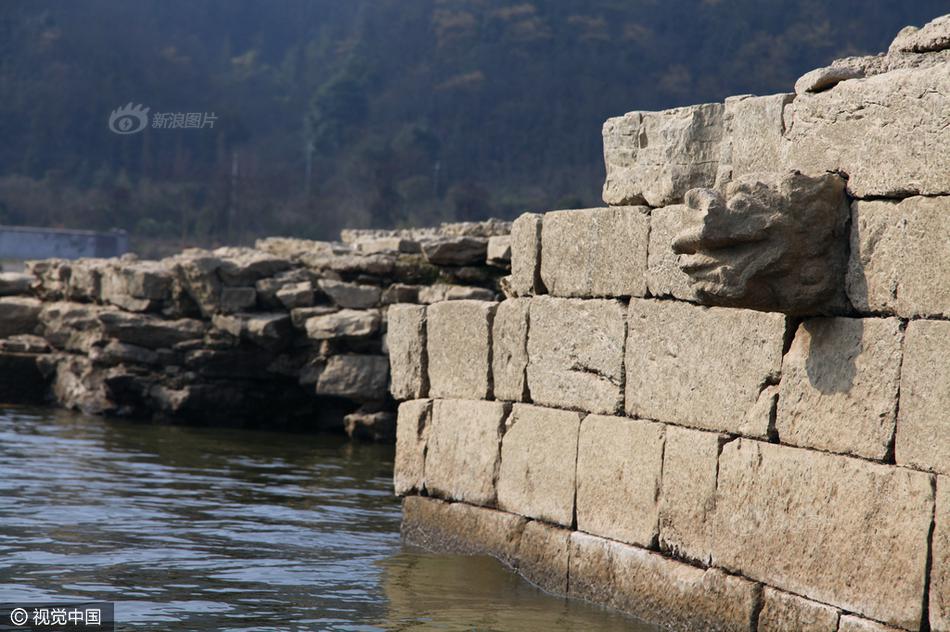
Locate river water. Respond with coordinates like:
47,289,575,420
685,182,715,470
0,407,656,631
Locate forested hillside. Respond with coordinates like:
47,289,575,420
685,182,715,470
0,1,944,254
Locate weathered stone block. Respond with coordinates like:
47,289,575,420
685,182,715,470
0,271,31,296
658,425,724,564
497,404,581,526
576,414,664,547
318,279,381,309
646,204,698,301
421,236,488,266
486,235,511,266
510,213,543,296
491,299,529,401
896,319,950,476
527,297,625,414
394,399,430,496
425,399,509,506
416,284,496,304
714,439,934,629
387,304,428,400
848,196,950,319
516,520,570,595
98,311,205,349
426,300,495,400
889,14,950,54
315,354,389,402
0,297,41,338
305,309,380,340
401,496,526,568
784,64,950,198
757,587,839,632
569,532,758,632
602,103,724,207
716,93,794,186
776,317,903,460
540,206,649,298
218,286,257,313
931,476,949,632
625,299,785,436
275,281,314,309
837,615,905,632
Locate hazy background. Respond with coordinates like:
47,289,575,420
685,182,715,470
0,1,945,256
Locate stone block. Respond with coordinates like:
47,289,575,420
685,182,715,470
527,297,625,414
757,587,839,632
714,439,934,629
387,304,428,400
540,206,649,298
218,286,257,313
0,272,32,296
318,279,381,309
99,261,173,311
496,404,581,527
394,399,430,496
516,520,570,595
491,299,529,401
602,103,724,207
275,281,314,309
0,297,41,338
416,283,496,304
933,476,949,632
776,317,903,460
848,196,950,319
426,300,495,400
380,283,420,305
486,235,511,266
889,14,950,54
569,532,758,632
658,425,724,564
400,496,526,568
315,354,389,402
425,399,509,506
784,64,950,198
646,204,698,301
421,236,488,266
837,615,905,632
510,213,543,296
896,319,950,476
716,93,794,185
625,299,785,436
304,309,380,340
98,311,206,349
576,414,664,547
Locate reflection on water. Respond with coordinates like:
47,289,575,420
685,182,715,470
0,406,655,631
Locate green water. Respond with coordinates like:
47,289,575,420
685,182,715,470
0,406,657,631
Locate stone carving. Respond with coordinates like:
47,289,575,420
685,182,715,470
671,171,849,315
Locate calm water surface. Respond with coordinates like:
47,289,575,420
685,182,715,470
0,406,656,631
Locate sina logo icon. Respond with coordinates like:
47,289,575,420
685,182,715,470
109,103,150,134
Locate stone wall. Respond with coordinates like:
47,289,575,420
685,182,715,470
0,221,511,440
390,14,950,632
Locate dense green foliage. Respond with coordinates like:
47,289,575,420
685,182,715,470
0,1,944,254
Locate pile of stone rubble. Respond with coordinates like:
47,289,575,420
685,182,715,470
0,220,511,440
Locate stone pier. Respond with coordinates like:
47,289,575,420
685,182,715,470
389,14,950,632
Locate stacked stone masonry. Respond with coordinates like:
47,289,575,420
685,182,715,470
391,15,950,632
0,220,512,441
